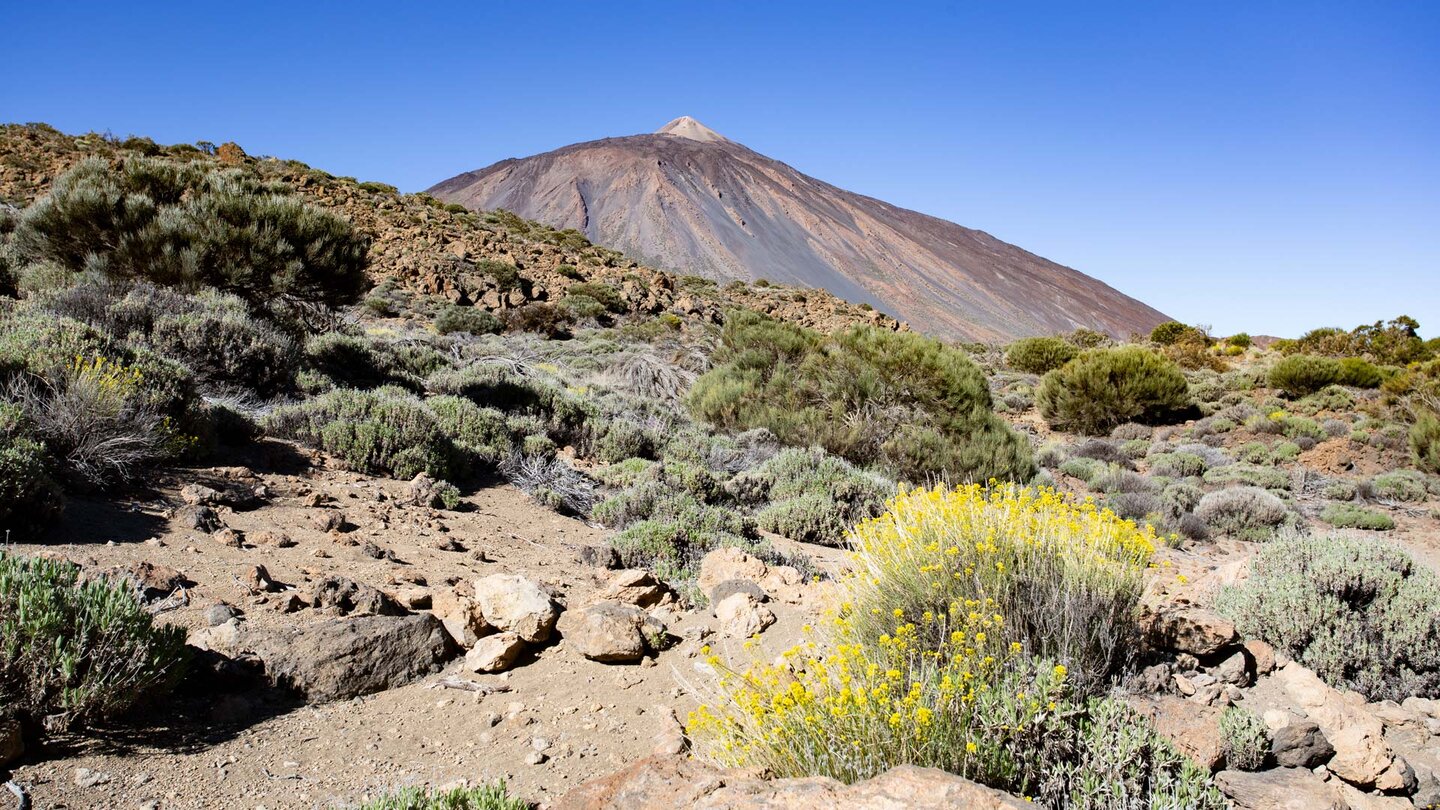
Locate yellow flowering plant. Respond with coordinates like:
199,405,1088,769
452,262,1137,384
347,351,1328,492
846,483,1155,693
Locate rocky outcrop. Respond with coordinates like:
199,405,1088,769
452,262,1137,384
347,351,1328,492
553,755,1030,809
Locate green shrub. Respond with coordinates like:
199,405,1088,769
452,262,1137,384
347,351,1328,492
476,260,521,292
1147,452,1206,478
0,406,62,538
0,551,188,729
1218,706,1269,771
729,447,891,546
352,781,527,810
1005,336,1078,375
1217,533,1440,701
427,395,511,466
689,311,1033,484
1149,321,1197,346
1336,357,1383,388
556,264,583,280
1228,333,1253,349
1036,346,1190,435
435,306,501,336
1202,464,1291,491
1058,456,1107,483
264,388,463,481
594,457,656,489
1370,469,1431,502
1194,486,1291,541
149,291,298,395
1269,355,1341,398
1320,502,1394,530
1280,415,1326,442
1411,413,1440,474
13,157,368,323
564,282,625,313
302,332,447,392
503,303,573,338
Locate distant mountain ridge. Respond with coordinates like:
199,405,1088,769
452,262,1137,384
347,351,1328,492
428,117,1169,341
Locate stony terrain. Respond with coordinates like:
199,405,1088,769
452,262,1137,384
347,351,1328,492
427,116,1169,342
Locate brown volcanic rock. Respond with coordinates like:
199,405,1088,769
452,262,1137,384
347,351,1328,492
429,116,1168,341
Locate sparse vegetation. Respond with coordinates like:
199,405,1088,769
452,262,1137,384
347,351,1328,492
350,782,528,810
1219,706,1270,771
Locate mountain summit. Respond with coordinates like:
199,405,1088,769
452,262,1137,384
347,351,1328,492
428,120,1168,341
655,115,729,143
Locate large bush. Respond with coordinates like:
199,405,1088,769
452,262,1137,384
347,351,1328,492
264,387,464,481
1005,336,1078,375
1036,346,1190,435
1268,355,1341,398
0,552,188,729
1193,486,1291,541
12,156,368,324
688,484,1220,808
1218,534,1440,701
688,311,1034,484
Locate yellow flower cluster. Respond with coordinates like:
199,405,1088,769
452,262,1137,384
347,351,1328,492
69,354,145,396
688,605,1066,784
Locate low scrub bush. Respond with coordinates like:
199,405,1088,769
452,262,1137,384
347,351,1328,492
148,291,298,395
1058,456,1106,483
1193,486,1292,541
1036,346,1190,435
1269,355,1341,398
0,405,63,537
435,305,501,336
1202,463,1291,491
264,388,464,481
353,781,527,810
1217,533,1440,701
499,453,596,516
1219,706,1269,770
689,311,1033,484
1370,469,1432,502
1320,502,1394,531
1004,336,1077,375
726,447,891,546
1148,451,1207,478
0,551,188,730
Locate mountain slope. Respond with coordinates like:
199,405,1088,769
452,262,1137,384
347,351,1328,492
428,117,1169,341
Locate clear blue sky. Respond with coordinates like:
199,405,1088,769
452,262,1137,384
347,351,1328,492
3,1,1437,338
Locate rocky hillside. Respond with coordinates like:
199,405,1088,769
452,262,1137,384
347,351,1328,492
0,123,899,338
427,116,1170,342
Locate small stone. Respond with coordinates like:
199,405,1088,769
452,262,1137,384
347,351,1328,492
175,504,223,532
709,578,768,608
525,750,546,765
1174,673,1196,696
1243,639,1276,675
246,565,279,593
74,767,111,787
251,530,296,548
578,545,619,569
311,510,347,533
465,632,527,673
205,603,240,626
532,737,552,751
1213,649,1251,686
1270,718,1333,769
213,527,245,548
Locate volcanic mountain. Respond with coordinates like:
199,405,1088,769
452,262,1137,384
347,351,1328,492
428,117,1168,341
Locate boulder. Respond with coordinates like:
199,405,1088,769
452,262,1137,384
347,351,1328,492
1411,762,1440,810
562,601,670,663
474,574,560,643
310,575,402,616
180,483,223,506
578,544,620,569
697,547,767,594
759,564,807,603
715,592,776,639
1127,695,1225,771
709,578,767,608
1215,768,1348,810
1270,718,1334,768
175,504,222,532
1243,639,1276,676
1141,607,1237,656
125,561,188,598
465,632,526,673
604,569,671,608
311,509,348,533
553,755,1029,810
239,613,456,702
430,590,490,646
1213,649,1252,686
1328,725,1400,789
251,530,296,548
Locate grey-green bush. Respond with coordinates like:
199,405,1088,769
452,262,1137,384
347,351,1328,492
1218,706,1269,771
0,552,188,729
1268,355,1341,398
1194,486,1291,541
1320,502,1394,530
1218,533,1440,701
264,388,464,480
1005,336,1078,375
